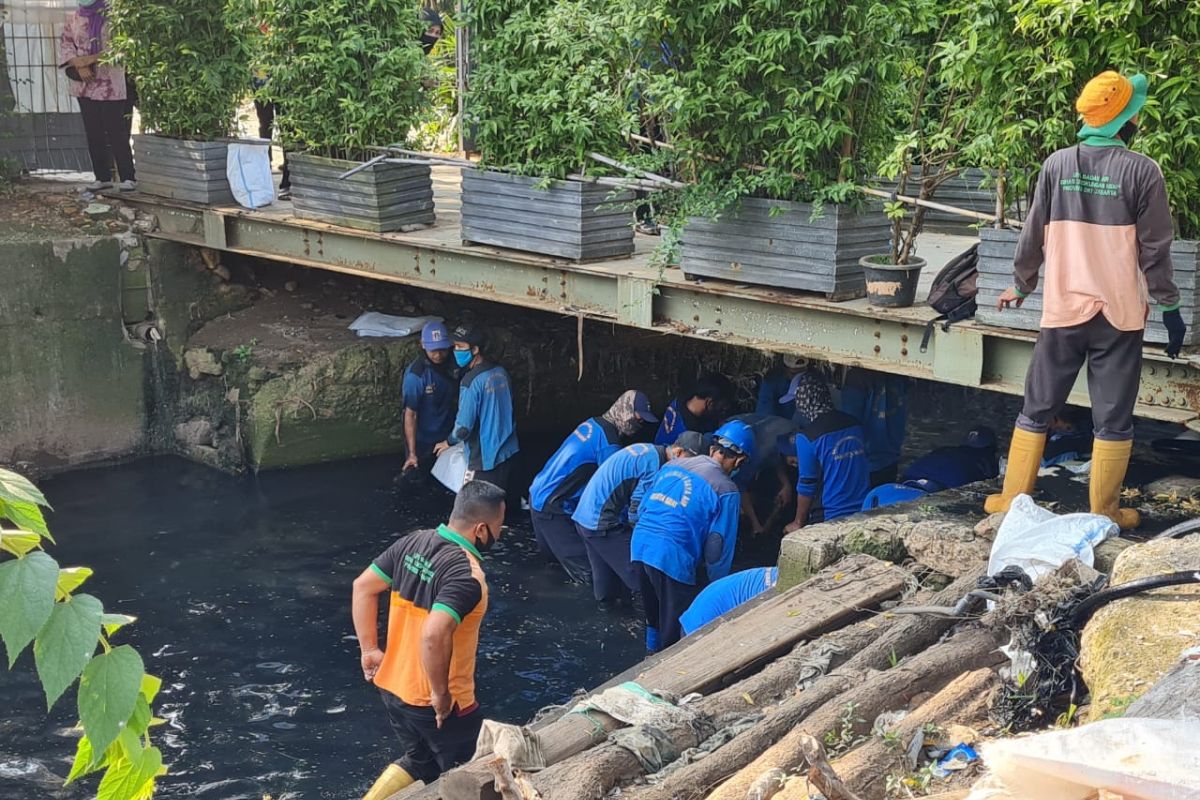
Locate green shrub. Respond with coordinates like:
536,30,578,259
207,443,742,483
259,0,432,160
108,0,253,140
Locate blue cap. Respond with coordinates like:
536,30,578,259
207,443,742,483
967,426,997,449
713,420,755,459
778,373,807,404
421,320,452,350
632,391,659,424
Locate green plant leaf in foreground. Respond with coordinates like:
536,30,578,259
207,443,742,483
101,613,138,637
0,529,42,557
0,497,52,539
0,468,49,507
56,566,94,598
78,645,145,758
0,550,60,666
96,730,164,800
35,592,104,709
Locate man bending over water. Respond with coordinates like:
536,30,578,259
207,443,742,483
352,480,507,799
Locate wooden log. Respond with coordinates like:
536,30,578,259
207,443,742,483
439,556,909,800
831,668,996,799
703,627,1006,800
620,568,986,800
796,733,865,800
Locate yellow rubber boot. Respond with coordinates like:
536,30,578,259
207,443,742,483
1090,438,1140,530
984,428,1047,514
363,764,415,800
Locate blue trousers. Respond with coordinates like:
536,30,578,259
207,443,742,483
636,562,699,652
531,509,591,584
578,522,636,603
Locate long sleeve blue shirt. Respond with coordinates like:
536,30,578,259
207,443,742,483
572,443,668,531
653,398,718,446
631,455,741,585
400,356,458,450
838,373,908,473
528,417,621,515
446,362,519,471
794,411,870,523
679,567,778,636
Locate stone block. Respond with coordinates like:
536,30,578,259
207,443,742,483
903,519,991,577
184,347,223,379
174,418,214,448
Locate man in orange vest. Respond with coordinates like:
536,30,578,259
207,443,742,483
988,71,1185,528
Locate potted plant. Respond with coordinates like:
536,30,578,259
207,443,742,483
108,0,253,204
636,0,935,298
462,0,637,261
942,0,1200,343
258,0,435,233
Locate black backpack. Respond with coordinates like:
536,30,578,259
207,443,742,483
920,244,979,352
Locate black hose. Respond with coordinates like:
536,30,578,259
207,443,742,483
1153,517,1200,541
1069,571,1200,627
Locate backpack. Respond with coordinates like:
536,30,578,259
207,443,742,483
920,244,979,353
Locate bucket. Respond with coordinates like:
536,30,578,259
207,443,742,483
861,255,926,308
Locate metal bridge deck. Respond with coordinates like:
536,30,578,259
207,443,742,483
123,166,1200,428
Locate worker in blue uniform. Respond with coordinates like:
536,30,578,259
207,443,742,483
1043,408,1094,467
679,567,778,636
728,412,799,536
399,321,458,480
755,355,806,419
434,325,519,491
572,431,710,605
528,390,659,583
837,368,908,486
653,373,735,446
779,373,870,532
862,427,999,510
632,419,753,652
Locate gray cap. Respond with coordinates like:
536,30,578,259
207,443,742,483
675,431,712,456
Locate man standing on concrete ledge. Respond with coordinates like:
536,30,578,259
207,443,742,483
434,324,519,491
989,71,1185,529
400,320,458,480
352,480,506,799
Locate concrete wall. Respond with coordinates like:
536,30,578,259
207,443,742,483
0,237,147,471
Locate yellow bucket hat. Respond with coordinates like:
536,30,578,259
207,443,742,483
1077,71,1148,139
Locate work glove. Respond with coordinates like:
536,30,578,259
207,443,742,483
1162,308,1186,359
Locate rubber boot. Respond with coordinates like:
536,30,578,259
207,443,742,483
984,428,1047,514
1090,438,1140,530
363,764,414,800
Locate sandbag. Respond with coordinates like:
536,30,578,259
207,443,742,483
986,494,1115,581
226,140,275,209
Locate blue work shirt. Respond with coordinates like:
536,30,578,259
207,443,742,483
838,373,908,474
902,445,998,491
631,455,741,585
447,362,519,471
680,567,778,636
573,443,669,532
653,398,717,446
795,411,870,522
401,356,458,451
528,417,622,515
755,367,794,419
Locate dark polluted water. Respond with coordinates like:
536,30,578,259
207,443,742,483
0,455,645,799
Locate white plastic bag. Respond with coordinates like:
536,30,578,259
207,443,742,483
226,140,275,209
987,494,1116,581
432,443,467,493
969,718,1200,800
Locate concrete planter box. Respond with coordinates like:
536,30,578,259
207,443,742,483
680,198,890,300
460,169,635,261
976,227,1199,345
133,134,235,205
288,153,434,233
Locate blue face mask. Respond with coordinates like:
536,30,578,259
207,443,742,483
454,349,473,368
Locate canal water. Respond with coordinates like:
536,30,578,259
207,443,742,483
0,455,645,799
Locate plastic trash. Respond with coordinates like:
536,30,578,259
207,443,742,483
968,718,1200,800
987,494,1117,582
226,140,275,209
431,444,467,493
931,743,977,778
347,312,443,338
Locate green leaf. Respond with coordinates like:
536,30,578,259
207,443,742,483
56,567,94,599
65,734,104,784
101,613,138,637
34,593,103,709
0,551,60,667
0,469,49,508
97,737,162,800
0,529,42,557
77,645,145,758
0,498,52,540
140,673,163,703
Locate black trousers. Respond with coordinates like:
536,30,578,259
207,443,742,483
252,99,290,189
465,459,512,495
579,522,637,602
531,509,591,584
637,562,699,653
379,689,483,784
1017,314,1143,442
77,97,134,183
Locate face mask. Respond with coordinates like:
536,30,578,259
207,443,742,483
476,523,497,553
454,350,473,368
420,34,439,54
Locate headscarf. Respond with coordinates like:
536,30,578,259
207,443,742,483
792,372,833,426
602,390,647,438
79,0,109,56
